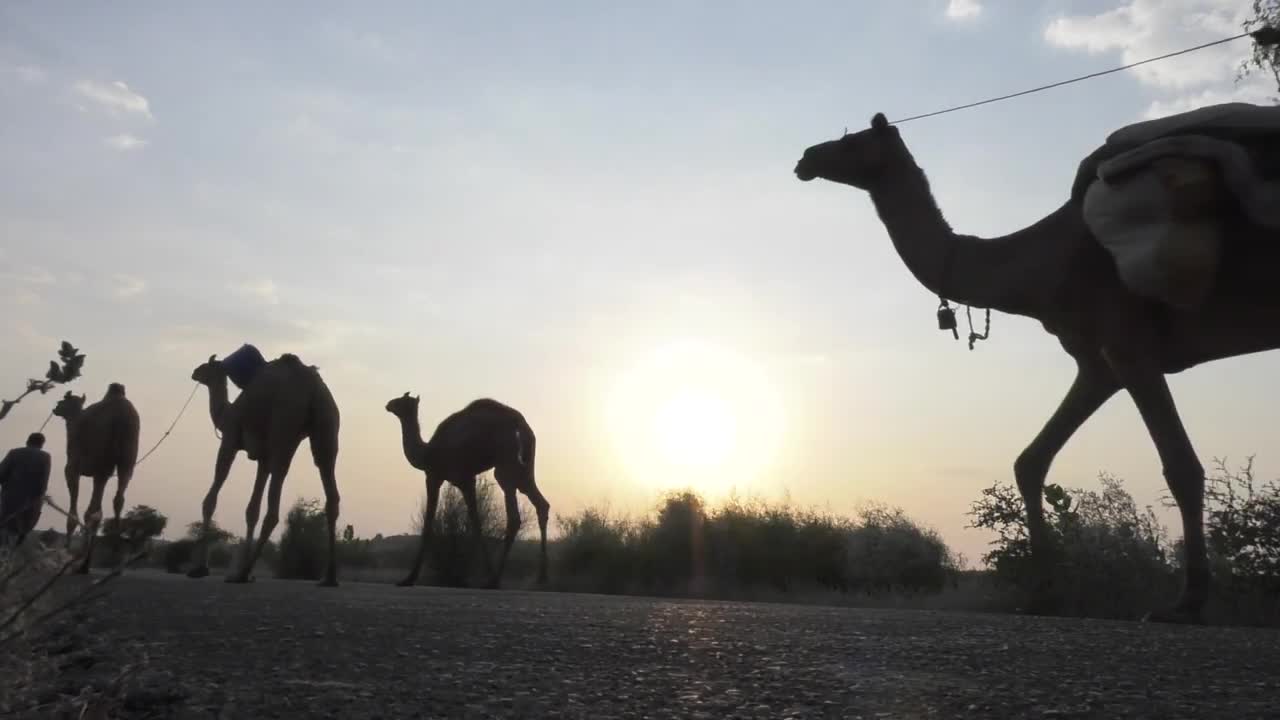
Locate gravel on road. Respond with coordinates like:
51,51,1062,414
54,571,1280,719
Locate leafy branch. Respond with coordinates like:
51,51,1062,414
0,342,85,423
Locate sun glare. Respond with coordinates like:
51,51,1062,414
606,339,785,496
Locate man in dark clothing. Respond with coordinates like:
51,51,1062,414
0,432,52,546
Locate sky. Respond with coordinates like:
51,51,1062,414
1,0,1276,565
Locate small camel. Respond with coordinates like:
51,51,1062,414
386,393,550,589
52,383,140,573
188,352,342,586
794,111,1280,624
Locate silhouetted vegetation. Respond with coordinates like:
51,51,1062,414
1245,1,1280,96
276,498,330,581
94,505,167,568
553,490,960,600
0,341,84,423
1199,457,1280,625
969,460,1280,626
968,473,1176,619
156,521,237,574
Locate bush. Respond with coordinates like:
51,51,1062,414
95,504,168,568
276,498,329,581
1194,457,1280,625
159,521,237,574
555,507,635,593
163,540,195,574
550,488,960,600
968,473,1177,619
846,504,958,595
407,474,510,587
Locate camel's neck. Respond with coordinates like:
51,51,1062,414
869,158,1038,315
60,412,82,442
398,415,430,471
205,380,230,431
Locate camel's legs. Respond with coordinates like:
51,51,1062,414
76,476,110,574
397,476,441,587
240,439,302,581
112,467,132,524
316,463,341,587
310,431,341,588
1014,358,1119,599
64,467,79,549
188,439,238,579
460,481,498,587
226,463,269,583
1104,347,1209,623
523,481,551,585
491,477,522,585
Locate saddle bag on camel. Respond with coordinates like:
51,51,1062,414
1074,102,1280,311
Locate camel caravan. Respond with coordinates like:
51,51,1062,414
11,99,1279,624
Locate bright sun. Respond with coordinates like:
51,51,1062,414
605,339,785,495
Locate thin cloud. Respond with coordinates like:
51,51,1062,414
2,63,46,85
946,0,982,21
112,274,147,299
105,133,149,151
1043,0,1273,116
233,278,281,305
105,133,148,151
72,79,154,120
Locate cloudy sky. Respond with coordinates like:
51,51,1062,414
1,1,1273,562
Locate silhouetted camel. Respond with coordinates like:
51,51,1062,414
386,393,550,588
795,110,1280,624
188,352,342,586
53,383,140,573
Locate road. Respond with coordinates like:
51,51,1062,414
69,571,1280,718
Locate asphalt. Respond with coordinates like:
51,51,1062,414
59,571,1280,718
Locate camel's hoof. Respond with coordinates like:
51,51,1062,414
483,578,502,590
1142,606,1205,625
224,573,253,584
186,566,210,579
535,576,549,588
395,578,416,588
317,578,338,588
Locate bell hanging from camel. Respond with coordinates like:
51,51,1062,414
936,300,959,340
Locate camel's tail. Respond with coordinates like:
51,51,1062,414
114,400,141,481
514,420,536,468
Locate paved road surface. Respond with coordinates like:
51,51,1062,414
74,571,1280,718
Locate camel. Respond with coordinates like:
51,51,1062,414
52,383,140,573
188,352,342,586
385,393,550,589
793,111,1280,624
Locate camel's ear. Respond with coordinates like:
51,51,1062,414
208,354,217,363
870,113,889,131
413,394,420,401
402,391,410,398
79,394,86,403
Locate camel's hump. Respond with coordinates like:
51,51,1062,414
1106,102,1280,146
1073,102,1280,203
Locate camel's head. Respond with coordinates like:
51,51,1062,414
385,391,420,419
191,354,227,386
53,391,86,419
794,112,906,189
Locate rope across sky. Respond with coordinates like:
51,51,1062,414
890,29,1267,126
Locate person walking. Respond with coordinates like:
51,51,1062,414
0,432,53,546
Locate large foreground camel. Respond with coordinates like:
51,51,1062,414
386,393,550,589
188,352,342,586
794,110,1280,624
53,383,140,573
